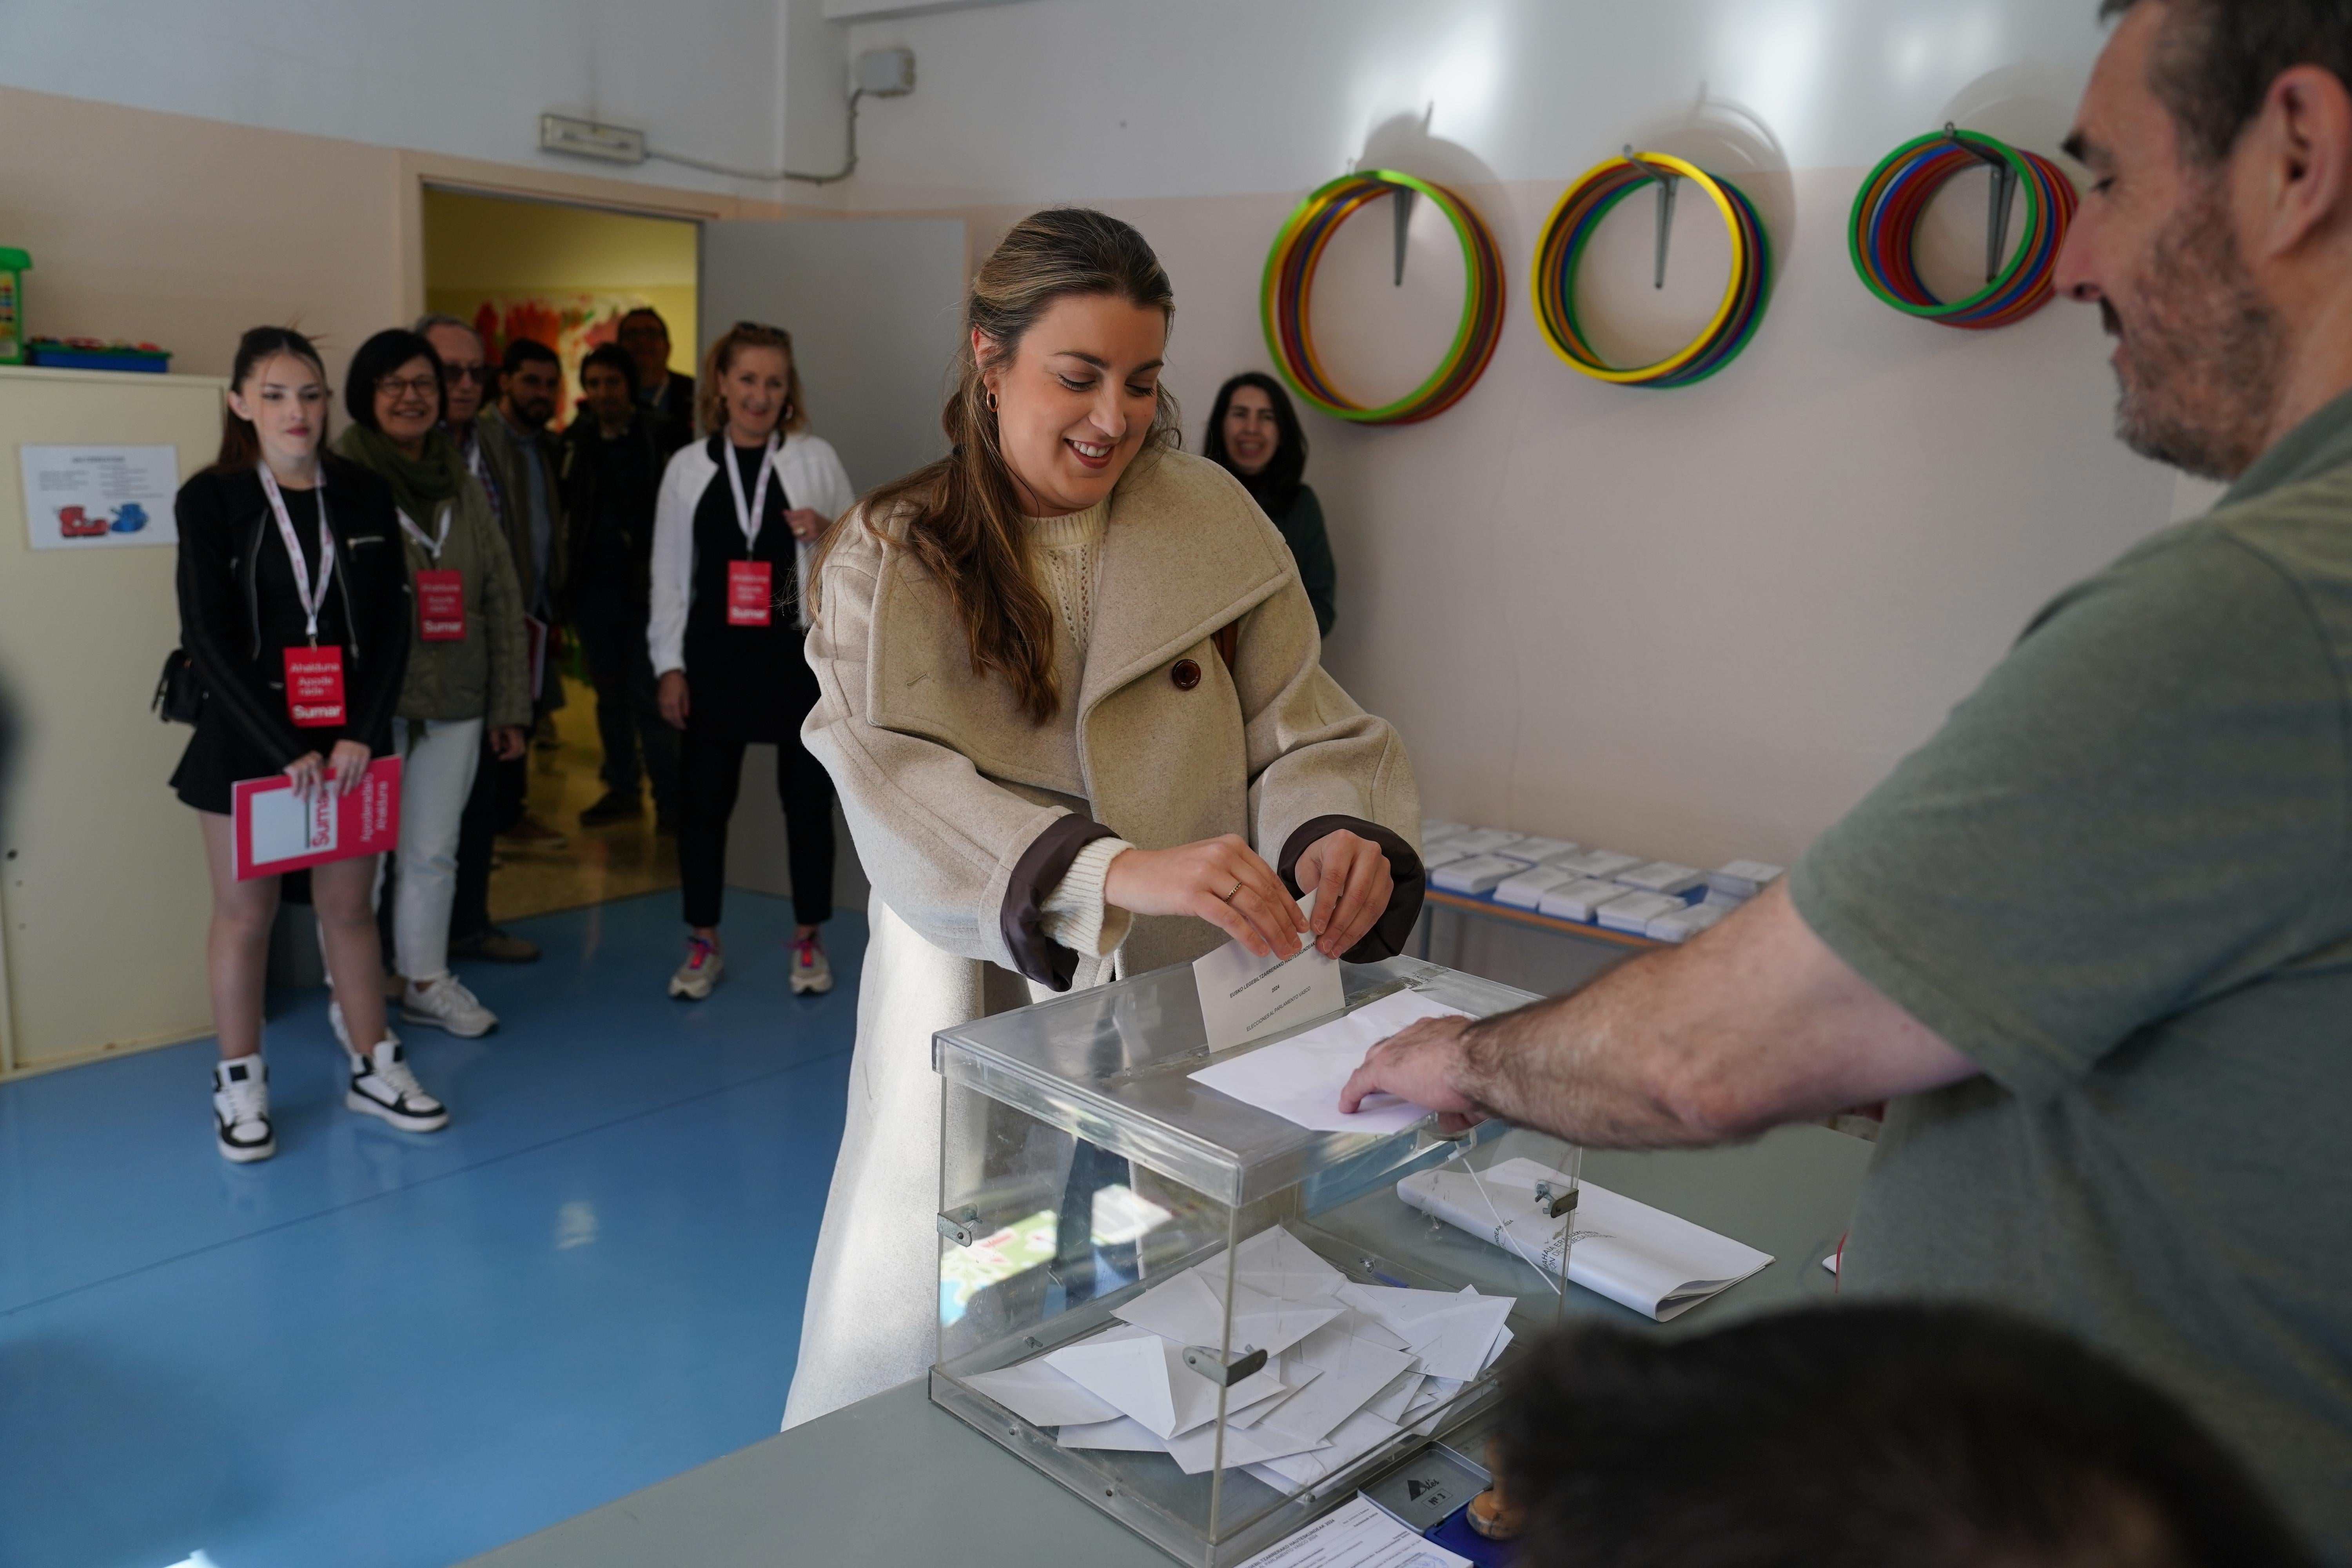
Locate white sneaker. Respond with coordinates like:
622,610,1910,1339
669,937,723,1000
401,975,497,1038
346,1036,450,1132
789,936,833,995
213,1056,275,1163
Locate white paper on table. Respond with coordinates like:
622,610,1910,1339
1188,988,1471,1134
960,1358,1123,1427
1334,1284,1513,1382
1233,1494,1474,1568
1194,890,1344,1052
1113,1270,1341,1361
1397,1158,1774,1321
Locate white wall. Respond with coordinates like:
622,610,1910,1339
0,0,800,200
827,0,2185,904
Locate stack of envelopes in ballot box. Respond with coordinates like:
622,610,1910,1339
929,955,1583,1567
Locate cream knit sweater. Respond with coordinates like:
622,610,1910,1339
1029,500,1135,960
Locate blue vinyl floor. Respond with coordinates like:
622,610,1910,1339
0,890,862,1568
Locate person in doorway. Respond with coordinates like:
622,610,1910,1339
477,336,572,764
1342,1,2352,1552
649,322,855,999
564,342,682,831
1493,1305,2318,1567
172,326,446,1159
337,328,532,1040
1202,372,1335,638
619,307,695,432
417,314,556,969
782,210,1426,1426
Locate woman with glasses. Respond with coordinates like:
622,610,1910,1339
172,326,441,1159
335,328,532,1041
648,321,857,1000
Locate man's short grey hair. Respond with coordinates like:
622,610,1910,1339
412,312,482,344
2099,0,2352,163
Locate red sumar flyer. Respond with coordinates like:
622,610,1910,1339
230,757,402,880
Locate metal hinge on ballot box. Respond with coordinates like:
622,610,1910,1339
936,1207,981,1247
1181,1344,1269,1386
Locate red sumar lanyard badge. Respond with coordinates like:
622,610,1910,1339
259,464,346,727
723,437,779,627
401,504,466,641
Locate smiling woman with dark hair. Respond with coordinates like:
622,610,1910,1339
1203,371,1336,636
336,327,531,1045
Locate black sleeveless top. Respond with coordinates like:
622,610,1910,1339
683,435,804,740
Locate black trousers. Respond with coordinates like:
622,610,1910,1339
449,729,499,944
678,720,836,930
576,588,678,813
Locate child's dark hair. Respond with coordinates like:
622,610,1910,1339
212,327,330,473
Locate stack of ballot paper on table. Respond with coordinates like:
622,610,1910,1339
1397,1156,1773,1321
955,1224,1517,1487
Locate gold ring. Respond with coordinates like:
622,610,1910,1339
1222,878,1242,902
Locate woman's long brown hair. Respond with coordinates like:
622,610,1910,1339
816,208,1181,724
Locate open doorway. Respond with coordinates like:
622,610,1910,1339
422,186,700,922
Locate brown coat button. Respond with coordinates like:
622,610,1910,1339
1171,659,1201,691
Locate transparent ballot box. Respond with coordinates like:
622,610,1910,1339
931,955,1583,1565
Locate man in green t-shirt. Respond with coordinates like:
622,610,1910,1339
1345,0,2352,1553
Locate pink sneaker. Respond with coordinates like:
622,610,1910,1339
789,936,833,995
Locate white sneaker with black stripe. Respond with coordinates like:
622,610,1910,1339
213,1056,275,1163
346,1035,450,1132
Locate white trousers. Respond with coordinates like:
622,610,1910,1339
390,716,482,985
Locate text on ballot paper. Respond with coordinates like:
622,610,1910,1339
1194,890,1344,1052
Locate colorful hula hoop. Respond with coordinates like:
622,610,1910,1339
1260,170,1506,425
1532,151,1772,389
1849,130,2078,329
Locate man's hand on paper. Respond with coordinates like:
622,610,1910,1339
1107,834,1306,959
1339,1013,1488,1134
1292,828,1394,958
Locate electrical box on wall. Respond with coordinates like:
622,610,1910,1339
538,114,648,165
855,46,916,97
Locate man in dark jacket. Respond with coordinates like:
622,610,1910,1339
619,308,696,433
564,343,684,828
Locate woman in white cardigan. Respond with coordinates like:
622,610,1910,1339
783,210,1426,1426
648,322,857,1000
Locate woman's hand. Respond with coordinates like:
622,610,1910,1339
490,726,528,762
1103,835,1307,959
1292,828,1396,958
283,750,326,799
784,506,828,543
659,670,690,730
327,740,372,796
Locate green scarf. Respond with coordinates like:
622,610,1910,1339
337,422,466,529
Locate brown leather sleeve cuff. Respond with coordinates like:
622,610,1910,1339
1277,814,1426,963
1002,814,1119,991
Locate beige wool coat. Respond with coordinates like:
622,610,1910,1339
780,446,1425,1427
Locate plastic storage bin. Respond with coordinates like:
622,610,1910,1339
0,249,27,366
930,954,1581,1566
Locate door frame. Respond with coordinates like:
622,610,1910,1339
394,149,839,325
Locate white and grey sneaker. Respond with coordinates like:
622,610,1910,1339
401,975,497,1038
346,1036,450,1132
669,937,723,1000
213,1056,275,1163
789,936,833,996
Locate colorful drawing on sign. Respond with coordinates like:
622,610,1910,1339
111,502,149,533
57,505,107,538
463,293,654,425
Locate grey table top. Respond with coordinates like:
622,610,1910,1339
466,1123,1872,1568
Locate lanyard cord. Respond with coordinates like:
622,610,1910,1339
258,463,336,643
722,435,779,555
398,502,452,562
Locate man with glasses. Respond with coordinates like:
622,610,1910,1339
618,308,695,432
417,315,565,962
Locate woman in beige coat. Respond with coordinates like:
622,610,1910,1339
783,209,1426,1425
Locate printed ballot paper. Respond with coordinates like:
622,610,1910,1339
230,758,401,881
1189,988,1472,1134
1194,890,1344,1053
1397,1157,1772,1321
1234,1495,1471,1568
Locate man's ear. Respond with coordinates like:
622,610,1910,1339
2254,64,2352,259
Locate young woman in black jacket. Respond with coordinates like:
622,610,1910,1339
173,327,449,1162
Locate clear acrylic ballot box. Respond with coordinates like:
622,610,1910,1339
931,955,1583,1566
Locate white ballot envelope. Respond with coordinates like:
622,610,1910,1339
1193,890,1344,1053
